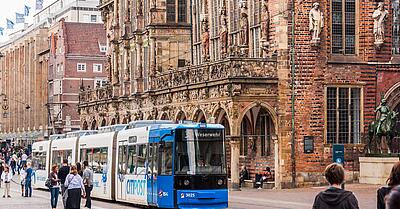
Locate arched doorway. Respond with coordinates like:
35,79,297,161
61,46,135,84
160,112,169,120
392,103,400,153
82,121,88,130
239,105,275,176
101,118,106,127
111,118,116,125
384,83,400,153
193,109,206,123
214,108,231,136
176,111,186,122
90,120,97,130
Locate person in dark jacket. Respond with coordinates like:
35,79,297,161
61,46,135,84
377,161,400,209
58,159,70,209
312,163,359,209
239,166,249,188
386,185,400,209
49,164,60,209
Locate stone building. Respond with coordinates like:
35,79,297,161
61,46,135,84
79,0,400,188
0,28,49,146
0,0,106,144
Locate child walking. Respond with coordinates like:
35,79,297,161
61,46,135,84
1,165,12,198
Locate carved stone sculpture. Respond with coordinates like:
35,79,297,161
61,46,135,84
309,2,324,46
239,13,249,46
220,7,228,55
260,0,270,57
202,18,210,61
372,2,388,49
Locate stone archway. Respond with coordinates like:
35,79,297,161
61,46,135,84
214,108,231,136
192,109,206,123
101,118,107,127
160,112,169,120
237,103,277,178
82,121,88,130
385,82,400,153
175,111,187,122
90,119,97,130
122,117,129,124
110,118,116,125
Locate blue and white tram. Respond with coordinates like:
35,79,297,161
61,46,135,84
116,123,228,209
32,140,53,189
50,130,97,168
78,125,126,200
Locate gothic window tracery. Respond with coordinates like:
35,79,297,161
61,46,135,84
393,0,400,54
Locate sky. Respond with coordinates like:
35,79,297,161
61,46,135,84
0,0,55,42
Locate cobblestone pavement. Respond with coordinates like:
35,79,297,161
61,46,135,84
0,178,380,209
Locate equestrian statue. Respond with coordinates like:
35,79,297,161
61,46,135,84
368,98,398,154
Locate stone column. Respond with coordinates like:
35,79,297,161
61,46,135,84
230,136,241,191
273,135,281,189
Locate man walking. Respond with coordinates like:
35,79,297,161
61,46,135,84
82,160,93,209
24,162,33,197
58,159,70,209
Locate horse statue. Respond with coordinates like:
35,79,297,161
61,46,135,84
368,98,399,154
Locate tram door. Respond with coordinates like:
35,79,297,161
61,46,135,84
147,142,158,205
117,141,128,201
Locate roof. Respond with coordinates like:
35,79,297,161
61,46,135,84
63,22,106,56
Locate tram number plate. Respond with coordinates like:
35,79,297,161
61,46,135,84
180,192,197,199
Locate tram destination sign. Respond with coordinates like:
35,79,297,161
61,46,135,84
182,129,223,141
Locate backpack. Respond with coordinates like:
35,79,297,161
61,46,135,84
45,178,52,188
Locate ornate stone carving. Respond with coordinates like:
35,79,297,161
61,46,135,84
260,0,270,57
309,2,324,46
372,2,388,49
201,16,210,61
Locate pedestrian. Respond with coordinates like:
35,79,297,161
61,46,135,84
1,165,12,198
312,163,359,209
20,152,27,168
25,162,33,197
59,159,70,209
49,164,61,209
10,156,16,175
386,185,400,209
239,165,249,188
64,165,86,209
76,162,83,177
83,160,93,209
377,161,400,209
0,157,4,188
20,164,27,196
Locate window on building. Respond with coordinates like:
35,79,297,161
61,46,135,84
83,14,90,22
326,87,361,144
99,45,107,53
77,63,86,72
393,0,400,54
94,79,108,88
331,0,356,54
53,79,62,95
93,64,102,72
91,15,97,22
250,0,261,58
166,0,187,23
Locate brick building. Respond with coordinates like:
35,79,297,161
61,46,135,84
79,0,400,188
48,20,107,134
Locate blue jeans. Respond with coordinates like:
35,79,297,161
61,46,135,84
50,187,60,208
25,180,32,197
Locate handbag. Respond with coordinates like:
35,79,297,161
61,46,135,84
63,175,76,203
45,178,52,188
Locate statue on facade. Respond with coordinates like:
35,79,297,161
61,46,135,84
368,97,399,154
220,7,228,56
260,0,270,57
202,18,210,61
239,12,249,46
309,2,324,46
372,2,388,49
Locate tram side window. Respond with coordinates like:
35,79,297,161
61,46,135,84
136,144,147,175
118,145,128,174
52,150,72,166
160,142,173,175
80,148,109,174
33,152,46,170
127,145,137,174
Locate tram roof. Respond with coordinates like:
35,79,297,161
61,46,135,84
148,123,225,130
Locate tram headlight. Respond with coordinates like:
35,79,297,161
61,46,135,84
184,179,190,186
217,179,224,186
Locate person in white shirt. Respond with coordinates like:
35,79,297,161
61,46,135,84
64,165,86,209
1,165,12,198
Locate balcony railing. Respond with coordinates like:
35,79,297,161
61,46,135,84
151,57,277,91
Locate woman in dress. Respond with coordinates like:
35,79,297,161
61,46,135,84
64,165,86,209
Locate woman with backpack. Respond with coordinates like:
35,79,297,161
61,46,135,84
49,164,60,209
64,165,86,209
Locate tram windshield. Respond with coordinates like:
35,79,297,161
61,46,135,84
175,129,226,175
